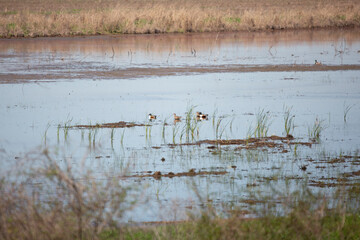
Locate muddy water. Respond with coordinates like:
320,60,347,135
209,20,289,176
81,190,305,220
1,29,360,222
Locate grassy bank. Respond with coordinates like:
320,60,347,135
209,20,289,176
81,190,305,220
119,213,360,240
0,0,359,38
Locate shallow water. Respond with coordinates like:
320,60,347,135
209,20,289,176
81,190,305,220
1,29,360,222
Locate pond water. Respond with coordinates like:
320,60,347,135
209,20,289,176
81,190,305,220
1,29,360,223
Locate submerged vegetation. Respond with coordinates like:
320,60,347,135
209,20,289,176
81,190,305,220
1,0,360,37
283,105,295,137
252,109,271,138
308,118,326,142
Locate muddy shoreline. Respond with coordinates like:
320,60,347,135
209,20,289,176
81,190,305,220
2,64,360,84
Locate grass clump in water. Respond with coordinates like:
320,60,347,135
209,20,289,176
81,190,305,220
253,109,271,138
308,117,326,142
283,105,295,138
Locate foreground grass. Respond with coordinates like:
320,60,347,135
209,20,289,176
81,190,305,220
116,214,360,240
1,0,360,38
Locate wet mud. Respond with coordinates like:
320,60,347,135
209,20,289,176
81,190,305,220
73,121,145,129
170,135,313,152
2,64,360,84
126,169,228,179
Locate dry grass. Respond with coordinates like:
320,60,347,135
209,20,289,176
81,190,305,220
0,0,359,37
0,149,137,239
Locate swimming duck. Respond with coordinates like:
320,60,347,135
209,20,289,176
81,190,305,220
200,114,208,120
173,113,182,121
148,113,157,120
196,112,208,120
315,60,322,65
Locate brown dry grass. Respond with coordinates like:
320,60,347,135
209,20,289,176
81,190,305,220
0,149,136,239
0,0,359,37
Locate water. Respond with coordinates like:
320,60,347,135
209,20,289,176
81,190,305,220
1,29,360,222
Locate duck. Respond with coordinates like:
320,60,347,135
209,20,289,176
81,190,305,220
196,112,208,120
315,60,322,65
148,113,157,120
199,113,208,120
173,113,182,121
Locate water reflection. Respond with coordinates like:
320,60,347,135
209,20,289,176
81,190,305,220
1,29,360,79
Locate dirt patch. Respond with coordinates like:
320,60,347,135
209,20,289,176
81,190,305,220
127,169,228,179
73,121,145,129
239,199,267,205
81,64,360,81
311,155,360,165
343,170,360,178
169,135,312,152
308,180,356,188
2,64,360,84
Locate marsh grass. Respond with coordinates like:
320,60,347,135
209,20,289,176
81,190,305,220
308,118,326,142
172,123,180,144
161,118,168,141
62,118,73,142
253,109,271,138
0,148,136,240
110,128,115,146
214,116,231,140
43,122,51,146
184,105,198,142
179,126,186,144
145,122,152,140
93,127,99,147
2,0,359,38
120,129,125,145
343,102,356,122
283,105,295,137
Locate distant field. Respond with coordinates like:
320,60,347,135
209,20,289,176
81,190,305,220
0,0,359,37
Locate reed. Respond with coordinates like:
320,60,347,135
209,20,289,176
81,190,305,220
161,117,169,142
172,123,180,144
2,0,358,38
42,123,51,146
343,102,355,122
308,118,325,141
110,128,115,146
215,117,230,140
184,104,197,142
145,122,152,140
253,109,271,138
283,105,295,137
120,128,125,145
63,118,72,142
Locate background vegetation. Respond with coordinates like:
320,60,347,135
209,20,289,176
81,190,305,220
0,0,359,37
